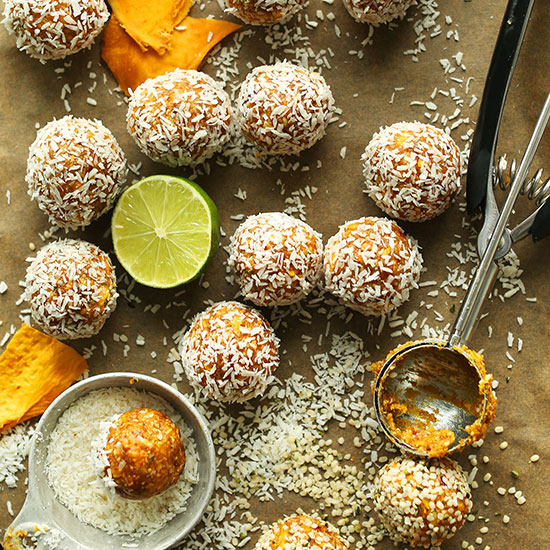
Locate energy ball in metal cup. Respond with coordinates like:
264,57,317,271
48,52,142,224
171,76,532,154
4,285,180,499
99,408,186,500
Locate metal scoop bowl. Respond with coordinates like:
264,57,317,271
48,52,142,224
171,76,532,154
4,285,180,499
373,339,495,456
3,373,216,550
372,81,550,456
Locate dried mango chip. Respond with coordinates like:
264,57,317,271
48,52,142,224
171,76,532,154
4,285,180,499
108,0,194,54
101,16,242,95
0,324,88,432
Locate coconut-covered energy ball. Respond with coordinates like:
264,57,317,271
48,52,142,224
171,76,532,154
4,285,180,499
23,239,117,339
342,0,415,25
323,217,422,316
127,69,231,167
362,121,462,222
2,0,109,62
26,116,128,230
228,212,323,307
236,62,334,155
255,514,348,550
101,408,186,500
225,0,305,25
179,301,280,403
373,456,472,548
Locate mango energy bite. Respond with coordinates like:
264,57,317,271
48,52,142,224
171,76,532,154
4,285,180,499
236,62,334,155
342,0,415,25
126,69,231,167
362,121,462,222
225,0,306,25
94,408,186,500
26,116,128,230
179,301,280,403
373,456,472,548
2,0,109,62
23,239,117,340
255,514,348,550
228,212,323,307
323,216,422,316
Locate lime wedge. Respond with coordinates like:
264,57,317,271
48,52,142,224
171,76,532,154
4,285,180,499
111,175,220,288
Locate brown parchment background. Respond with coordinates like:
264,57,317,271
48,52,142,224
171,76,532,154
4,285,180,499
1,0,549,549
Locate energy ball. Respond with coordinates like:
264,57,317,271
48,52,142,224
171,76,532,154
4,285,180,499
362,121,462,222
255,514,348,550
179,301,280,403
23,239,117,339
323,216,422,316
26,116,128,230
373,456,472,548
127,69,231,167
342,0,415,25
225,0,305,25
102,408,186,500
228,212,323,307
236,62,334,155
2,0,109,63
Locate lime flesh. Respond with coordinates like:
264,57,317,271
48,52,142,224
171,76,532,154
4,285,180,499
112,175,220,288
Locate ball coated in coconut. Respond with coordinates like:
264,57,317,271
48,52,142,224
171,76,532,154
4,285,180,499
323,216,422,316
179,301,280,403
23,239,117,339
26,116,128,230
236,62,334,155
2,0,109,62
342,0,415,25
228,212,323,307
127,69,232,167
255,514,348,550
225,0,305,25
362,121,462,222
373,456,472,548
103,408,186,500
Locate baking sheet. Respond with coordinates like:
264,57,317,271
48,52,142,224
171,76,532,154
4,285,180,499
1,0,549,548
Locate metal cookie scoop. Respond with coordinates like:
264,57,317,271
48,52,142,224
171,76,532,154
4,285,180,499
373,0,550,458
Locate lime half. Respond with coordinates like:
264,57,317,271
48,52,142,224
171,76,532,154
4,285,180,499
112,175,220,288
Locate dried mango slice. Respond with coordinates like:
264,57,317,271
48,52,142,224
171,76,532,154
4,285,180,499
108,0,194,54
101,16,242,95
0,324,88,432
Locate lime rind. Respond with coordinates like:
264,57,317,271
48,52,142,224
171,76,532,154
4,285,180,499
112,175,220,288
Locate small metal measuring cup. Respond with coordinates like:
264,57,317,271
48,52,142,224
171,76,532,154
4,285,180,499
3,373,216,550
373,0,550,457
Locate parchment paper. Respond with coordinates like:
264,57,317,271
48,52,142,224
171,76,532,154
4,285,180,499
1,1,549,548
